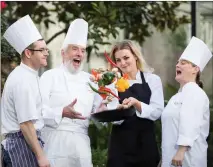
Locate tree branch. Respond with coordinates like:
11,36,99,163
46,28,68,44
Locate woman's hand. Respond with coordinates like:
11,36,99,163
122,97,138,107
116,104,129,110
122,97,141,112
171,146,188,166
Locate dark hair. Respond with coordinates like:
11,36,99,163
21,38,44,57
196,72,203,89
191,63,203,89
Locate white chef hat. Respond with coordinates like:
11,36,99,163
3,15,42,55
62,18,88,49
179,36,212,72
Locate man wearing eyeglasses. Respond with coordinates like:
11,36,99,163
1,15,50,167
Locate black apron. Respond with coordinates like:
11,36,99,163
107,71,160,167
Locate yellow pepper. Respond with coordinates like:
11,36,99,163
115,77,129,92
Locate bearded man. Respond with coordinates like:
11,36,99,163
40,18,102,167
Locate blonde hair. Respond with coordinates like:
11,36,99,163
109,40,154,73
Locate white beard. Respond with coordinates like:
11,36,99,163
64,60,84,74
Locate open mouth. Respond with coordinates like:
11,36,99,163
73,58,81,65
176,70,182,75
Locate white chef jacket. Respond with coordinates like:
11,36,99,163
161,82,210,167
39,64,101,167
110,70,164,124
1,62,44,135
39,65,101,132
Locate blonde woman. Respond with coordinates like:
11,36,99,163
107,40,164,167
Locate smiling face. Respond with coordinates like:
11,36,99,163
31,40,49,68
23,39,49,70
114,49,138,75
175,59,200,86
62,44,86,73
109,40,154,79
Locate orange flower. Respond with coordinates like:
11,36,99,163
91,69,99,81
123,73,129,80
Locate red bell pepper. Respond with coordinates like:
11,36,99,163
99,86,120,100
88,83,120,100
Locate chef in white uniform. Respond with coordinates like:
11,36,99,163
40,19,102,167
161,36,212,167
1,15,50,167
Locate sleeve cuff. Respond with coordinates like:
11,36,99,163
42,106,63,127
177,135,194,147
136,102,151,118
18,115,39,124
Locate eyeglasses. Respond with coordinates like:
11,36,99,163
28,48,49,54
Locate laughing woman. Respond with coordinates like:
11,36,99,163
106,40,164,167
161,37,212,167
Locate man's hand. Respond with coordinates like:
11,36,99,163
96,103,108,112
62,98,86,120
37,155,50,167
171,146,188,166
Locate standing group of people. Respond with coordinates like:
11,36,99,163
1,14,212,167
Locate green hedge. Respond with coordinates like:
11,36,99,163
89,123,111,167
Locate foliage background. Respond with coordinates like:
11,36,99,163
1,2,212,167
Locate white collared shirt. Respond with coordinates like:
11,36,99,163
161,82,209,167
1,62,44,134
132,71,164,120
109,70,164,122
